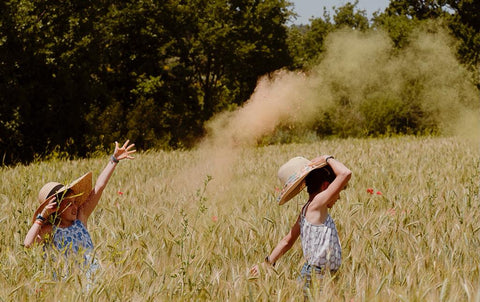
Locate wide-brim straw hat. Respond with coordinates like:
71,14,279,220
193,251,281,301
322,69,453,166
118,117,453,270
276,157,328,205
32,172,92,223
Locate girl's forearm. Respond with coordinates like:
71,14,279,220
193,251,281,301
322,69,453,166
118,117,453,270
268,238,293,265
24,223,42,247
94,141,135,192
327,158,351,178
267,218,300,266
94,160,117,192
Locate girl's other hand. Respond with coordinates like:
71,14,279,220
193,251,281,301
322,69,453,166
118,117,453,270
249,262,274,277
113,140,136,161
250,264,260,277
41,195,59,218
310,155,328,165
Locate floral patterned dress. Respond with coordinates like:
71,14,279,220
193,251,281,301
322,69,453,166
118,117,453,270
51,219,98,280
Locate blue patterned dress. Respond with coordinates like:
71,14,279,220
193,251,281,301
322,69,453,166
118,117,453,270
51,219,99,280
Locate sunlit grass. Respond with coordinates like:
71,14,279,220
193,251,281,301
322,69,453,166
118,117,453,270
1,136,479,301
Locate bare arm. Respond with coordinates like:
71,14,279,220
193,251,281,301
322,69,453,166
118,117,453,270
267,215,301,265
24,196,56,247
24,223,52,247
309,156,352,210
78,140,135,224
250,215,301,275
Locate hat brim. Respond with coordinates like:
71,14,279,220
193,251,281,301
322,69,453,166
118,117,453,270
276,162,328,205
32,172,92,223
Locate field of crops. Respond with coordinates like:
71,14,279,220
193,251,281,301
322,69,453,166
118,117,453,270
1,136,479,301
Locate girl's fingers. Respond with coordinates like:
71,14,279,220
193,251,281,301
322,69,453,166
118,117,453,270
122,140,130,149
113,141,136,160
49,199,57,207
45,196,56,207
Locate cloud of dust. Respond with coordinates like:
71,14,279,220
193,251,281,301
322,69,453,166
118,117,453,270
179,24,480,195
172,71,322,196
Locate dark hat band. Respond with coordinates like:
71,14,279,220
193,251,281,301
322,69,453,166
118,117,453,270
46,184,64,199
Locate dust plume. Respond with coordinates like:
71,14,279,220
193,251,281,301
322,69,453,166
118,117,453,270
177,24,479,195
170,71,317,196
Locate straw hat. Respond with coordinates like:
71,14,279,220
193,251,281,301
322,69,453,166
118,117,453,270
32,172,92,223
276,157,328,205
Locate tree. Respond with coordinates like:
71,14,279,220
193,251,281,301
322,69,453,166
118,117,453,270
0,0,104,163
332,0,369,31
383,0,449,19
372,10,419,49
90,0,293,149
288,13,332,69
446,0,480,80
286,1,369,69
373,0,479,83
0,0,294,164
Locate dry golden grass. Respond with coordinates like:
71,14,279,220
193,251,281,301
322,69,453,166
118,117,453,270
1,136,479,301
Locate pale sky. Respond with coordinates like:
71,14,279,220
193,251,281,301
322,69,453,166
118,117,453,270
288,0,391,24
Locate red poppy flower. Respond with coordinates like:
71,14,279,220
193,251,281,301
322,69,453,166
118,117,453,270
376,191,382,195
118,191,124,195
367,188,374,194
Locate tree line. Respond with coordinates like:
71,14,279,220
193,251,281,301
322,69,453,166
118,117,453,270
0,0,478,165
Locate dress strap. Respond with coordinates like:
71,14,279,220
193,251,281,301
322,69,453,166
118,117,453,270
301,200,312,217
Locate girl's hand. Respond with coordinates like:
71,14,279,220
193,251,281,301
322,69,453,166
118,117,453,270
113,140,136,161
250,264,260,276
40,195,59,218
249,262,274,277
310,155,328,165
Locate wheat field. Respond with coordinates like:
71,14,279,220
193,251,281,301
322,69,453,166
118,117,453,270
1,136,479,301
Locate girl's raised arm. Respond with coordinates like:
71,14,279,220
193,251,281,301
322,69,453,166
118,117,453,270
309,156,351,210
78,140,135,223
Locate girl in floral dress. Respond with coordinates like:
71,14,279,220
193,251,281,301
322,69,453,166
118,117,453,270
24,140,136,282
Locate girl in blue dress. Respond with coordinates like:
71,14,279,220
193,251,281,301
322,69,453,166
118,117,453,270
24,140,136,282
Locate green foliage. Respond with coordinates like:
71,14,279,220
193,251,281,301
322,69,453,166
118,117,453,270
358,94,435,136
332,0,369,31
446,0,480,81
373,0,480,84
372,13,419,48
257,126,319,146
0,0,101,163
287,17,332,69
287,24,479,139
0,0,292,165
282,1,478,140
383,0,449,19
286,1,369,69
318,66,443,138
1,0,479,166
